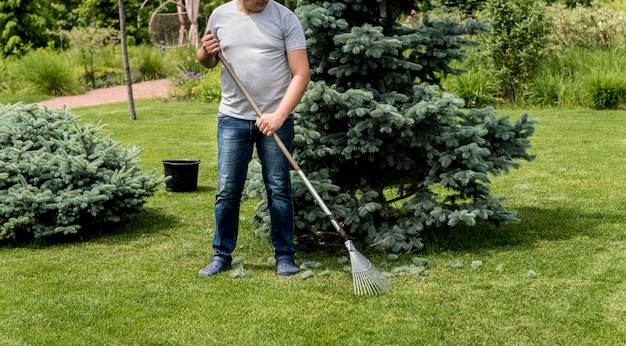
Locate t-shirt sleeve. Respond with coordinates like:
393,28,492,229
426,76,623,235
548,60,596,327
283,13,307,52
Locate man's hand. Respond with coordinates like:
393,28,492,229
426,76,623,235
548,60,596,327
256,112,287,137
200,30,220,55
196,30,220,68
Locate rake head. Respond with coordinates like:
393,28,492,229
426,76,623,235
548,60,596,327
345,240,393,296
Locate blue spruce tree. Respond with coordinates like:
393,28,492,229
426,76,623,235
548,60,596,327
0,104,166,242
246,0,536,253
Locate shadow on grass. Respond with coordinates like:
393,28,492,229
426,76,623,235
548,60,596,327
421,205,620,253
1,207,180,248
91,207,181,243
294,204,620,259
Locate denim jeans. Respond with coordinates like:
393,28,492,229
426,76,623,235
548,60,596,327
213,113,295,259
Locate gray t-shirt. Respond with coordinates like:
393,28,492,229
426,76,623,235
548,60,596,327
207,0,307,120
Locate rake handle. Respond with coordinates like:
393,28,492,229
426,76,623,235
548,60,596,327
216,51,349,240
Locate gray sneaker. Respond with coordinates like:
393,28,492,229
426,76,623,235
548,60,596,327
276,255,300,276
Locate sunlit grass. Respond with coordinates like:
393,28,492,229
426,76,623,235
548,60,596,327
1,100,625,345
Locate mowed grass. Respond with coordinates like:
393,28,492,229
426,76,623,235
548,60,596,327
1,99,625,345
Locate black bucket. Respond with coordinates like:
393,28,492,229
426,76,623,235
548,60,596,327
163,159,200,192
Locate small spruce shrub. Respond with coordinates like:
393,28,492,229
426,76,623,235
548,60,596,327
245,0,536,253
0,104,167,242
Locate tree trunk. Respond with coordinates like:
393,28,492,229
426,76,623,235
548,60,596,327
118,0,136,120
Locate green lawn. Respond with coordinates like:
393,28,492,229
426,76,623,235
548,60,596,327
1,100,625,345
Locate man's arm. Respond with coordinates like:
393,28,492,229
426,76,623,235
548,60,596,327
256,49,310,136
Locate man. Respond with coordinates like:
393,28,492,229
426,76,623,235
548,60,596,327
196,0,310,276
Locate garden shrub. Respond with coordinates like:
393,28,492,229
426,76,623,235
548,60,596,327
63,27,122,89
442,68,500,108
482,0,552,100
546,4,626,51
530,46,626,108
170,68,221,103
588,74,626,109
527,69,565,107
0,104,166,242
134,45,168,82
95,66,126,88
0,56,12,94
177,55,207,75
9,48,83,96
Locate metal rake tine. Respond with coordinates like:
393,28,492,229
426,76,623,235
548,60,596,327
352,266,392,296
344,240,393,296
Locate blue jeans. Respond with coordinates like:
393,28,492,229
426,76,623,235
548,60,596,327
212,113,295,259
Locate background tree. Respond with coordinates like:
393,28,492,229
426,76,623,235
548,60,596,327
72,0,149,44
482,0,553,100
63,27,121,89
246,0,537,253
430,0,487,16
0,0,57,54
118,0,136,120
0,0,154,56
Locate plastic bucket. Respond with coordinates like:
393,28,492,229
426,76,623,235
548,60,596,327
163,159,200,192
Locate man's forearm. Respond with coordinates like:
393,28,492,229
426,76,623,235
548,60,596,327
196,47,219,69
274,74,310,119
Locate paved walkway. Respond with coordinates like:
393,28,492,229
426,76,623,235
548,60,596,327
36,79,172,110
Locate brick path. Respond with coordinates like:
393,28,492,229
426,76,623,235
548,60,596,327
36,79,172,110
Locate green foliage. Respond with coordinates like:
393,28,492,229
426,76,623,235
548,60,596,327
436,2,626,108
71,0,150,44
170,52,222,102
0,56,8,91
0,104,166,242
558,0,594,7
528,46,626,108
482,0,552,100
63,27,121,89
0,0,58,55
588,73,626,109
46,0,84,31
430,0,487,15
8,48,82,96
1,44,195,96
169,70,221,103
546,3,626,51
0,0,153,54
177,55,207,75
527,68,565,107
244,0,536,253
442,68,500,108
134,46,168,82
